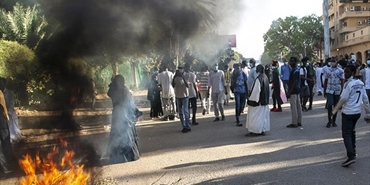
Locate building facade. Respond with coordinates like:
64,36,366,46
328,0,370,62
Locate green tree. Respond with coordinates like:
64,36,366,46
0,39,38,105
0,3,48,50
260,51,274,65
263,15,323,60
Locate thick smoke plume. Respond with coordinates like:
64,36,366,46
37,0,245,67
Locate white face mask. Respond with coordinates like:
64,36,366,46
284,62,288,65
367,60,370,65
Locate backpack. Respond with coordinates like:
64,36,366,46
306,64,315,77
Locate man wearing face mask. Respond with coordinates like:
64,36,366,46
324,57,345,128
208,63,227,121
280,58,291,96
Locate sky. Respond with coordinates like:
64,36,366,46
228,0,324,60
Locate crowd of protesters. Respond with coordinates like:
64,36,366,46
146,54,370,168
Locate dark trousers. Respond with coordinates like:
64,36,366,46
341,113,360,159
326,93,340,123
189,97,197,123
308,80,314,108
234,92,247,121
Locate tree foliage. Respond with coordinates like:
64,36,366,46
263,14,323,60
0,3,48,50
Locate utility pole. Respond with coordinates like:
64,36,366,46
323,0,330,59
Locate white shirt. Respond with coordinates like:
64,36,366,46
208,70,226,93
337,77,370,115
299,67,308,86
158,70,175,98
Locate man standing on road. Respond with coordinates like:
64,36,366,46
224,65,231,106
158,66,176,121
184,63,199,126
172,66,191,133
230,63,248,126
245,64,270,136
299,57,311,112
286,57,303,128
324,58,344,128
280,58,291,96
306,59,316,110
315,61,324,96
208,63,227,122
331,65,370,167
199,66,211,115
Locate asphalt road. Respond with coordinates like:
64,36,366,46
1,95,370,185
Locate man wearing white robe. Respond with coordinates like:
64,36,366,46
245,65,270,136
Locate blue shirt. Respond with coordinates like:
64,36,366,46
281,64,291,81
232,71,247,94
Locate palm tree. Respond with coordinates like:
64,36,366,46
0,3,48,50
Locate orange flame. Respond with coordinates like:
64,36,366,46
19,139,90,185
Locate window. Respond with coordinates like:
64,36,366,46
346,35,348,40
343,22,347,27
355,6,361,11
361,30,363,35
353,33,355,37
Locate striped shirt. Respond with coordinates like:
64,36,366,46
198,71,209,92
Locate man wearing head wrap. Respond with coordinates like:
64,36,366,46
331,65,370,167
208,63,227,121
323,57,344,128
245,64,270,136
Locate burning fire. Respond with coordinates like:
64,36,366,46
19,139,90,185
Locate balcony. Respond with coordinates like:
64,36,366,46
336,34,370,48
339,11,370,20
328,7,335,16
339,26,357,33
329,19,335,28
